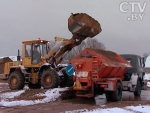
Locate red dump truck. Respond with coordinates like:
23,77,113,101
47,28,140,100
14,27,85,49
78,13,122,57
71,48,143,102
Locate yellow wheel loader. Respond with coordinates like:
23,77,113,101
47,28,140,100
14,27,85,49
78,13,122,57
7,13,102,90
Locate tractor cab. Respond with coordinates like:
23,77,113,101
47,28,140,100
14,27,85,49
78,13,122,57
22,39,49,67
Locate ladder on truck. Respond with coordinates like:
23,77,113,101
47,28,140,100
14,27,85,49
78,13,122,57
92,56,99,81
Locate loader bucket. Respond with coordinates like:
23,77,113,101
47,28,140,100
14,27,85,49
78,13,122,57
68,13,102,38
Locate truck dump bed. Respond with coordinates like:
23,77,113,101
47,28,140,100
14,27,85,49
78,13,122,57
71,48,131,79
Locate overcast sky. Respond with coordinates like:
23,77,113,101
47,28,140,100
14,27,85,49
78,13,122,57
0,0,149,56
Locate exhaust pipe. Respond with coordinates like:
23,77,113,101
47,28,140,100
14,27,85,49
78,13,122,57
17,49,21,61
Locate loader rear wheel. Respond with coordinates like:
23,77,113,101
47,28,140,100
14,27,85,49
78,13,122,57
134,80,141,96
28,82,41,89
112,82,122,102
8,71,25,90
41,70,59,89
60,69,74,88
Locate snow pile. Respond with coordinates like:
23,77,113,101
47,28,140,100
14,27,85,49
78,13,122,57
0,83,8,85
66,105,150,113
9,56,17,61
86,108,132,113
126,105,150,113
0,90,25,99
65,109,89,113
0,56,17,61
0,88,67,107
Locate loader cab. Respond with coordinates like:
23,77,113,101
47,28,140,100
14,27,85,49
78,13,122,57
22,39,49,67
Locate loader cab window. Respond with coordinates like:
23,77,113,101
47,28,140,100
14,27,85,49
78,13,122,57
31,43,48,64
32,44,41,64
25,45,31,57
40,43,48,57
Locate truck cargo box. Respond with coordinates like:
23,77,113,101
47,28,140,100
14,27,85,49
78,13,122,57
71,48,131,79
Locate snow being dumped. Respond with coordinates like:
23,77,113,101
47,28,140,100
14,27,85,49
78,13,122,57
0,88,67,107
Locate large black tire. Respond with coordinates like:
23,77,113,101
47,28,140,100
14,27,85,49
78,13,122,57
105,91,113,102
60,69,74,88
28,82,41,89
41,69,60,89
134,80,141,96
112,82,122,102
8,71,25,90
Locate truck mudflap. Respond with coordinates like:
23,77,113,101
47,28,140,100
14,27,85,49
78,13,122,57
73,77,90,90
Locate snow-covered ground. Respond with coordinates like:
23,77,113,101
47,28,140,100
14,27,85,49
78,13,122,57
0,87,68,107
0,87,149,113
65,105,150,113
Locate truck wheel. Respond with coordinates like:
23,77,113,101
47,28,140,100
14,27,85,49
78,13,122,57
105,91,113,102
41,70,59,89
134,80,141,96
60,69,74,87
28,82,41,89
112,82,122,101
8,71,25,90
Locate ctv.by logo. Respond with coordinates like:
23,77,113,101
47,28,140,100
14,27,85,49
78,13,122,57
120,2,147,21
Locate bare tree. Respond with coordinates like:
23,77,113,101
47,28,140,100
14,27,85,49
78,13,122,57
143,52,150,58
63,38,106,63
85,38,106,50
48,38,106,63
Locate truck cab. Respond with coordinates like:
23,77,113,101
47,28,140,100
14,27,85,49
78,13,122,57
120,54,145,93
120,54,145,81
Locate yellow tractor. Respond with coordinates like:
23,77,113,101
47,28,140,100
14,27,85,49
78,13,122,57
7,13,102,90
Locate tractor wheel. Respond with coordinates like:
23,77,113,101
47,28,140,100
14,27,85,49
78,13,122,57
60,69,74,88
28,82,41,89
105,91,113,102
8,71,25,90
134,80,141,96
41,69,60,89
112,82,122,102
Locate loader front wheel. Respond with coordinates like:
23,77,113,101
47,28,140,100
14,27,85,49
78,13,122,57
41,70,59,89
28,82,41,89
112,82,122,102
8,71,25,90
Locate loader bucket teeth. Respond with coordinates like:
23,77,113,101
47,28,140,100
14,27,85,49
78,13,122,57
68,13,102,38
